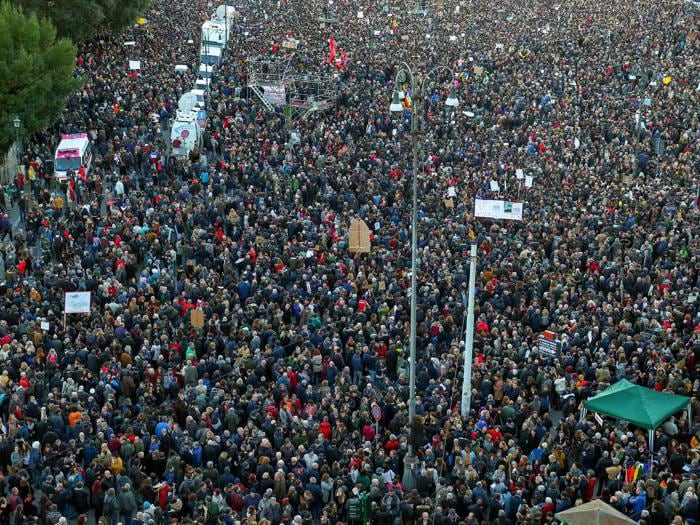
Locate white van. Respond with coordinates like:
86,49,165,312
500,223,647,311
195,78,211,91
198,63,214,80
200,45,222,66
54,133,93,180
170,111,202,158
190,89,206,109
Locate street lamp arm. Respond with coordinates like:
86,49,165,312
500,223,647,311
393,62,415,88
419,66,456,94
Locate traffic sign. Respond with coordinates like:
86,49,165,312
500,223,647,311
197,110,207,128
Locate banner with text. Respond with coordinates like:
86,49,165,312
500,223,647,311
260,85,286,106
474,199,524,221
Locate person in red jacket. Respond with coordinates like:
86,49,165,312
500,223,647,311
362,421,376,442
319,417,332,440
384,434,399,454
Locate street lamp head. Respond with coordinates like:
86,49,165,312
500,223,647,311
389,90,404,112
445,85,459,107
13,117,20,129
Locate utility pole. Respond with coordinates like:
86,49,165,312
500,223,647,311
389,61,458,491
461,244,477,419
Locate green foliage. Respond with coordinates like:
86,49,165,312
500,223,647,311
13,0,153,41
15,0,106,42
97,0,153,31
0,2,81,152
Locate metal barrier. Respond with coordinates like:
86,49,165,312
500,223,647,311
0,143,20,184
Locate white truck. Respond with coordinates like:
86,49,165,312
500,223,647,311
201,20,228,51
54,133,93,180
170,111,202,158
200,44,222,66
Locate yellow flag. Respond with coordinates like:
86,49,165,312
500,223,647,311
662,76,672,85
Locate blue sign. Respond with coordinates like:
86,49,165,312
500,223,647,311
197,110,207,128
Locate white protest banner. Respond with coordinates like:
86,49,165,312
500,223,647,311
448,186,457,197
64,291,91,314
357,10,363,18
129,60,141,70
260,85,286,106
40,321,50,331
474,199,524,221
525,176,533,188
515,169,524,179
490,180,500,192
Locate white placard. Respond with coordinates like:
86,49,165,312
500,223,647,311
515,169,524,179
40,321,50,331
474,199,523,221
64,291,91,314
449,35,457,42
594,413,604,426
525,176,533,188
357,10,363,18
490,180,500,192
123,41,136,46
374,30,381,36
129,60,141,70
374,222,380,231
448,186,457,197
260,85,286,106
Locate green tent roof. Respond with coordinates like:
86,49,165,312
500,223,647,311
584,379,690,430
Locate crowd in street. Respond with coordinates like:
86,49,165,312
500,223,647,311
0,0,699,523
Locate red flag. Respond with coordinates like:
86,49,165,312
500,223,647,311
335,49,349,70
327,37,337,63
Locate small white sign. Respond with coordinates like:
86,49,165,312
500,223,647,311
449,35,457,42
374,222,380,231
490,180,500,192
515,169,524,179
525,176,533,188
357,10,363,18
40,321,50,331
594,413,604,426
64,291,91,314
448,186,457,197
123,41,136,47
129,60,141,70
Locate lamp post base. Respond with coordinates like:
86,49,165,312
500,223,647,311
402,451,419,491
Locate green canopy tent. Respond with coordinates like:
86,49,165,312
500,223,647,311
582,379,691,451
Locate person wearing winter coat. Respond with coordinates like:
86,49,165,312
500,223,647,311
102,488,121,525
119,483,138,525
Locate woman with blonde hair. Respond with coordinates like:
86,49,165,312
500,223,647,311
273,469,287,500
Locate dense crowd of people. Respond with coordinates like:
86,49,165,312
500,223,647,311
0,0,699,523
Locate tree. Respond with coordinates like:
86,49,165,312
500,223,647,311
14,0,152,42
14,0,106,42
0,2,81,153
97,0,153,32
